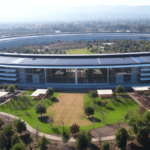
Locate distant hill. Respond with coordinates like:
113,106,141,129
1,5,150,22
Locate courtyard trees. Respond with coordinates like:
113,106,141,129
35,103,46,117
115,127,128,150
102,141,110,150
75,131,92,150
46,87,54,98
14,84,18,90
0,118,4,129
84,106,94,118
48,115,54,128
0,131,8,149
3,84,8,91
8,84,15,93
89,90,98,101
116,85,125,95
11,133,21,146
70,123,80,136
11,142,26,150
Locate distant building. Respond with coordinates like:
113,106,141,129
103,43,114,46
55,30,61,34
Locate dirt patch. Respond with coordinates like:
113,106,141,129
46,93,92,126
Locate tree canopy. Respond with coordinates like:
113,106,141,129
35,103,46,117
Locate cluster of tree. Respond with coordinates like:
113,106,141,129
115,108,150,150
0,118,27,150
0,84,18,93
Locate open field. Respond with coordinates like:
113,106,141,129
65,48,96,54
47,93,92,126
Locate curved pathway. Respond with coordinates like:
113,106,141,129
0,112,115,142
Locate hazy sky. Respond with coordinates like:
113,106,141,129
0,0,150,22
1,0,150,9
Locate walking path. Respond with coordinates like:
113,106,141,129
0,112,115,142
128,92,150,112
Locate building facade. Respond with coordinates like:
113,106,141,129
0,52,150,89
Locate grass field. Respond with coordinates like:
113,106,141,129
47,93,92,126
80,93,138,131
0,92,139,134
65,48,96,54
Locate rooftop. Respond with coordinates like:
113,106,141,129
0,52,150,66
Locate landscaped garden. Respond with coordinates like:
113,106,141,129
0,86,139,134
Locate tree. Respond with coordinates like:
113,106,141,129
3,84,8,91
10,142,26,150
38,136,49,150
76,131,92,150
13,119,26,135
143,111,150,121
0,131,8,149
115,127,128,150
137,126,149,147
61,130,70,144
11,133,21,146
84,106,94,118
8,84,15,93
102,141,110,150
116,85,125,95
70,123,80,136
35,122,40,141
127,128,134,143
35,103,46,117
3,123,14,138
0,118,4,129
48,115,54,127
89,90,98,101
46,87,54,98
100,108,107,123
29,87,33,94
14,84,19,90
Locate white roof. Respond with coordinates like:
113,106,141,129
0,92,8,97
31,89,47,96
132,87,149,91
97,89,113,95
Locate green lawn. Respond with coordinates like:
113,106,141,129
80,93,138,131
65,48,96,54
25,90,34,95
0,92,138,134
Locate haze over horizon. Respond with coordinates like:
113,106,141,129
1,0,150,23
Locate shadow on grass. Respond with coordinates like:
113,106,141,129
51,127,61,134
38,116,49,123
88,117,101,123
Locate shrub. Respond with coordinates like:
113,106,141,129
143,111,150,121
70,123,80,135
35,103,46,117
116,85,125,94
50,97,56,102
8,84,15,93
3,84,8,90
61,130,70,144
10,142,26,150
105,106,114,111
3,123,14,138
115,127,128,150
102,141,110,150
89,91,98,100
14,84,19,90
84,106,94,117
38,136,49,150
11,133,21,146
0,118,4,129
76,131,92,150
13,119,26,135
46,87,54,98
0,131,8,149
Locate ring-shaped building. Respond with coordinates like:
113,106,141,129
0,52,150,89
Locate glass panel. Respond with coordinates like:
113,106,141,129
78,68,108,84
46,69,75,84
26,75,33,83
25,68,33,73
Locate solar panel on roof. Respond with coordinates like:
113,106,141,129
133,57,147,63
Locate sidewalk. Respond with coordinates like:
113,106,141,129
0,112,115,142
